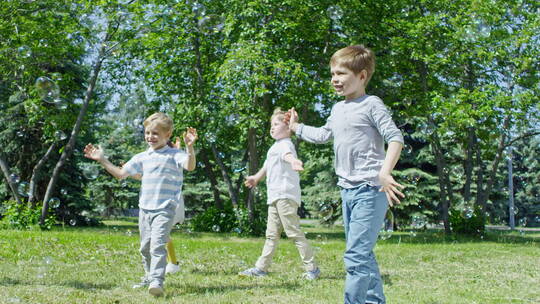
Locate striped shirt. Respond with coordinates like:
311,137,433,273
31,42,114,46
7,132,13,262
123,146,188,210
297,95,404,189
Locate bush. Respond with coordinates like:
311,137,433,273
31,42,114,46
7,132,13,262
449,205,485,234
0,200,56,230
190,205,266,236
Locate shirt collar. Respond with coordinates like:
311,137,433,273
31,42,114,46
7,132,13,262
147,145,171,155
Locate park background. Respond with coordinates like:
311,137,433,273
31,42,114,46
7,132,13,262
0,0,539,303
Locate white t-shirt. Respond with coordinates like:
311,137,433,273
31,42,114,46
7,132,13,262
264,138,301,205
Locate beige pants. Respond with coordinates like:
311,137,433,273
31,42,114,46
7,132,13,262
255,198,317,272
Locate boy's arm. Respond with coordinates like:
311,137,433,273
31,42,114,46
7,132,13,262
379,141,405,206
244,166,266,188
289,108,333,144
182,128,198,171
283,153,304,171
83,144,130,179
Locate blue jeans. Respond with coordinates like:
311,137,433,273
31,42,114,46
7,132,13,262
342,184,388,304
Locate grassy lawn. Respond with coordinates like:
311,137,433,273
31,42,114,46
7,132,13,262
0,220,538,304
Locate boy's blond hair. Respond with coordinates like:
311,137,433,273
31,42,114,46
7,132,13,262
271,108,287,122
143,112,173,134
330,45,375,86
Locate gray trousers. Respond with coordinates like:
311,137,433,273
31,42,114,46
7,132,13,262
138,204,176,285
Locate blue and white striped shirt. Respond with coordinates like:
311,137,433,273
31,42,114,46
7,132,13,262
123,146,188,210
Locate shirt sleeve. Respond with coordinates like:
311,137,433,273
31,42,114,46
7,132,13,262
296,114,333,144
369,98,404,144
123,154,143,176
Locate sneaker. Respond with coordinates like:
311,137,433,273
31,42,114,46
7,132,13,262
148,281,164,297
238,267,268,277
166,262,180,275
132,277,150,289
302,268,321,280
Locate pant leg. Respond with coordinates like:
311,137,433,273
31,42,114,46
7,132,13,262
342,185,388,304
139,209,152,277
255,203,282,272
147,204,176,285
276,199,317,272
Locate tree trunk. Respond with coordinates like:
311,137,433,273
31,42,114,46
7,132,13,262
463,128,475,203
0,156,23,204
199,149,223,209
431,133,451,234
29,143,56,207
210,143,238,208
247,127,259,221
40,44,106,225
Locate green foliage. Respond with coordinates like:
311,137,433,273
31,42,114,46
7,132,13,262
449,205,485,235
0,201,55,230
189,205,266,236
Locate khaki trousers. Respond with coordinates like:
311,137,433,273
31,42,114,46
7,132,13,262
255,198,317,272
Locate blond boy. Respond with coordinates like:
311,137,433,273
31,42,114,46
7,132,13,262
84,113,197,297
289,45,404,304
239,108,320,280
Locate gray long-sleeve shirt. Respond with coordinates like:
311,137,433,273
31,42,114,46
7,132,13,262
297,95,404,189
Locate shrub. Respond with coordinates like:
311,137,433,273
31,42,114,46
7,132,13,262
190,205,266,236
0,200,56,230
449,205,485,234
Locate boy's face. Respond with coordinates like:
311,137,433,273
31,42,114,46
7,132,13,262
330,63,367,100
270,116,290,140
144,125,171,150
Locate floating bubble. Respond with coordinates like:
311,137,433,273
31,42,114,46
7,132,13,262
461,206,474,219
220,213,226,218
319,204,334,221
35,76,60,102
198,14,225,34
326,5,343,21
411,215,427,229
17,182,31,197
534,216,540,223
18,46,32,58
207,133,216,143
403,144,413,155
81,163,99,180
16,130,25,137
54,99,68,110
9,174,20,184
48,197,60,208
409,231,417,237
379,210,394,240
74,98,84,105
43,256,53,265
60,188,68,196
233,167,246,173
69,219,77,226
54,130,67,141
212,225,220,232
225,114,239,125
518,218,527,227
126,230,133,236
233,227,242,234
192,2,205,15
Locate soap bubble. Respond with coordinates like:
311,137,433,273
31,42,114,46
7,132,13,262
18,45,32,58
326,5,343,21
212,225,220,232
48,197,60,208
54,130,67,141
35,76,60,102
69,219,77,226
233,227,242,234
9,174,20,184
319,204,334,221
411,215,427,229
17,182,31,197
198,14,225,34
60,188,68,196
81,163,99,180
461,205,474,219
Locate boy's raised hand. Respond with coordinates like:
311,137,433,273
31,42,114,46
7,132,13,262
244,176,258,188
183,127,198,147
379,173,405,207
83,144,104,161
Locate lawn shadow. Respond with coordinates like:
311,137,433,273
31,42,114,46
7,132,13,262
165,280,301,297
0,277,115,290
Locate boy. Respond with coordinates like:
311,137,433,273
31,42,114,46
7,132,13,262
84,113,197,297
239,108,320,280
288,45,404,304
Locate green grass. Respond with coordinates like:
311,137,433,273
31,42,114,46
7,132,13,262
1,221,539,304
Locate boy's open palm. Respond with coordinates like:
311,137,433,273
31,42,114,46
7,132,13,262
244,176,258,188
183,127,198,147
83,144,104,161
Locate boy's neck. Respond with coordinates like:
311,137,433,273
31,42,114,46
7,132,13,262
345,89,366,101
